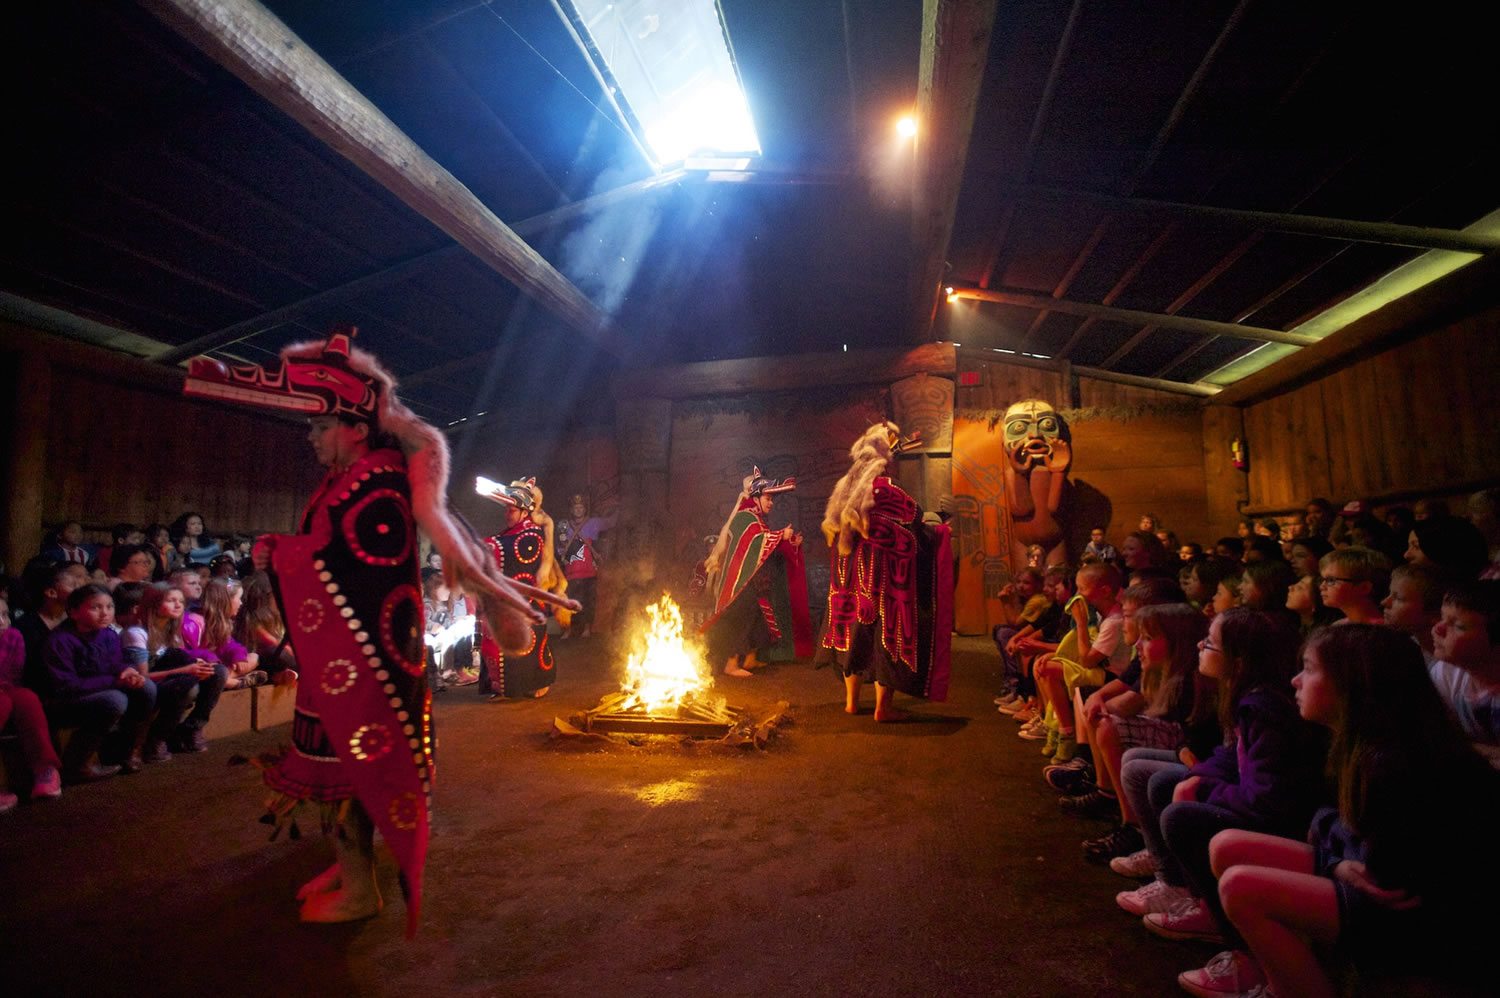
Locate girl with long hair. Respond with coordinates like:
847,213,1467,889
1068,603,1219,867
200,578,264,689
1199,624,1499,997
1115,611,1328,953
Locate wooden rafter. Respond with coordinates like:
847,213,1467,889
142,0,614,353
949,288,1318,347
908,0,999,340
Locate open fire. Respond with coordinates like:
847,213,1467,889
584,594,736,736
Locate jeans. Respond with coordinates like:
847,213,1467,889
1161,798,1252,944
151,674,200,742
48,681,158,758
178,662,228,733
1123,748,1188,878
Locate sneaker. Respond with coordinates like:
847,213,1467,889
1083,822,1145,862
993,692,1020,707
1178,950,1267,998
997,696,1029,714
0,791,17,813
63,762,121,784
1116,877,1191,916
1109,847,1159,879
1018,720,1049,741
1012,702,1039,723
240,670,270,688
1059,788,1120,820
1144,897,1226,944
32,767,63,800
1049,733,1079,763
1040,726,1060,756
1043,762,1095,794
142,740,173,764
170,728,209,754
117,753,144,775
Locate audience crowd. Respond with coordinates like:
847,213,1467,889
993,491,1500,996
6,491,1500,996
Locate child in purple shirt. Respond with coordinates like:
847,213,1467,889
42,584,157,782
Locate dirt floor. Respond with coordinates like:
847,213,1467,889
5,635,1222,997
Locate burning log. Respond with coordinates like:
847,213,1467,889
579,594,738,738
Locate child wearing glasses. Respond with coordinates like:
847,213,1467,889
1316,547,1390,625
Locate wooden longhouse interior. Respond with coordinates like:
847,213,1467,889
2,2,1496,996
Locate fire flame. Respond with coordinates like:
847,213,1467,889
621,595,715,713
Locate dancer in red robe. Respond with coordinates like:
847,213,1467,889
698,468,813,677
183,325,571,934
816,422,953,721
474,477,558,699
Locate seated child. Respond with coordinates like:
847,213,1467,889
1116,609,1328,944
1318,546,1391,625
1066,603,1219,865
1200,624,1498,998
1006,566,1073,724
1286,572,1342,635
1055,576,1186,793
0,597,63,809
131,583,223,759
1084,527,1118,563
1379,562,1445,662
199,578,262,689
993,568,1050,707
234,571,297,685
1427,579,1500,766
1033,562,1129,764
42,585,157,781
15,561,90,691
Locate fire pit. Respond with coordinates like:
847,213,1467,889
580,595,737,738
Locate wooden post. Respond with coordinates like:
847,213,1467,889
142,0,614,352
3,348,50,574
909,0,999,340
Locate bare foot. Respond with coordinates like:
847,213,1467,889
742,652,761,670
874,708,912,723
299,885,383,923
724,665,753,678
844,704,860,714
296,862,341,900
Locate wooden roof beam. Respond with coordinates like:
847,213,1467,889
908,0,999,340
1006,186,1500,254
143,0,615,354
949,288,1319,347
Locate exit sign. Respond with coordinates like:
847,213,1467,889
959,371,981,386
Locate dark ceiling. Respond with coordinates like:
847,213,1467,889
5,0,1496,429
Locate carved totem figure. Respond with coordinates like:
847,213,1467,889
1001,399,1071,572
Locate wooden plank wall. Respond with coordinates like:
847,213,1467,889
41,369,322,544
1242,305,1500,511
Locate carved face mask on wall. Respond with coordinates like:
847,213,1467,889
1002,399,1069,474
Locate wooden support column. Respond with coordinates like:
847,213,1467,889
909,0,999,340
3,348,51,573
142,0,614,352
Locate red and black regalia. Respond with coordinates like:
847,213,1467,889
699,469,813,665
183,325,558,936
183,328,431,933
475,478,555,698
816,424,953,700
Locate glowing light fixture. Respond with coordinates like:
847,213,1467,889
897,116,918,139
